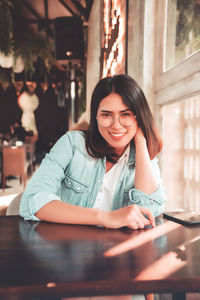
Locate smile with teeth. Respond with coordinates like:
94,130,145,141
109,132,126,137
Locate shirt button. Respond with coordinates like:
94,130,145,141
76,187,80,191
150,199,154,204
97,179,101,183
68,182,71,185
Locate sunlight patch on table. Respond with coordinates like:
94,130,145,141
104,221,181,257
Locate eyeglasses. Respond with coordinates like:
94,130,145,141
97,112,136,128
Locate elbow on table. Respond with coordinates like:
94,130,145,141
129,185,167,217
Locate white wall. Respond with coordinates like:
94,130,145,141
128,0,156,113
127,0,144,87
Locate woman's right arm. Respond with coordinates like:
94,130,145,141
20,133,107,225
35,200,105,225
20,133,74,220
35,200,155,229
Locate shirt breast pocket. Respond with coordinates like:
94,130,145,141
62,175,89,206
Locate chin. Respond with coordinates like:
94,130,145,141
108,140,129,153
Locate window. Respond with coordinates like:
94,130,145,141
165,0,200,70
155,0,200,211
162,96,200,211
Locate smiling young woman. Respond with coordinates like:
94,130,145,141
20,74,166,231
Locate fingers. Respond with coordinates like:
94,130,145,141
138,206,155,227
125,205,154,230
125,205,150,230
142,215,151,226
107,205,155,230
127,219,147,230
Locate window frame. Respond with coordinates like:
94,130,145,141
155,0,200,106
155,0,200,210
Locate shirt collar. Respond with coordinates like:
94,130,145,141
118,144,130,163
102,141,135,165
128,140,135,165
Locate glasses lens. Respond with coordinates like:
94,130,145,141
98,114,113,127
119,114,135,126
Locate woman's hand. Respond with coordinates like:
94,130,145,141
104,204,155,230
134,126,146,144
133,126,159,195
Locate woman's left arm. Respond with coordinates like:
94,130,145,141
134,128,158,194
130,128,167,217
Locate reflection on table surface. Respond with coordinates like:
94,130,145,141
0,216,200,300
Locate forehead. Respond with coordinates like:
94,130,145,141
98,93,129,111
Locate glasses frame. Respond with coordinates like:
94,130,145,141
96,113,137,128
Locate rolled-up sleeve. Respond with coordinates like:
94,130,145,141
24,192,62,221
19,134,73,220
129,158,167,216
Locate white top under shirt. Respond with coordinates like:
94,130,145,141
93,145,130,211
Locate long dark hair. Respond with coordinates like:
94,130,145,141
85,74,162,160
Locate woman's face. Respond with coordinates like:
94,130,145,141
97,92,137,156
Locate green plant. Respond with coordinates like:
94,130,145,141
14,32,53,79
0,0,54,79
12,3,53,79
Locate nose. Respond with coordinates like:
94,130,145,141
111,115,123,129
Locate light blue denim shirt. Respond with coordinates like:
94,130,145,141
19,131,167,221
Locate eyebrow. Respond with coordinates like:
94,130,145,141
99,109,132,113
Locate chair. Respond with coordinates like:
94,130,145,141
6,193,22,216
2,146,28,190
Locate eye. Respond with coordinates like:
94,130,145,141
101,113,112,118
121,112,132,117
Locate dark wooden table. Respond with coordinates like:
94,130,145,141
0,216,200,300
